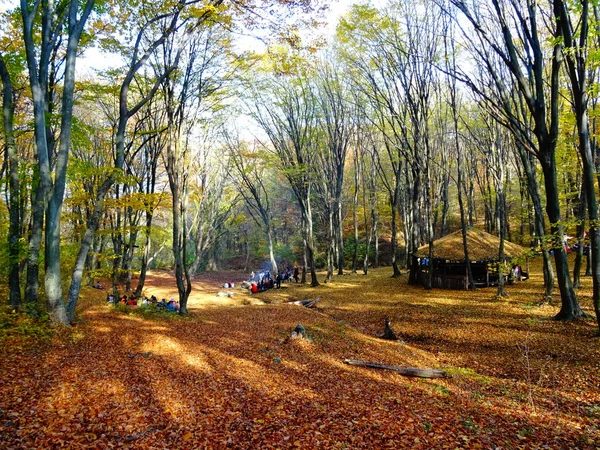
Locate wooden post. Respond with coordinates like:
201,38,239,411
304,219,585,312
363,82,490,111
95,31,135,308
486,263,489,287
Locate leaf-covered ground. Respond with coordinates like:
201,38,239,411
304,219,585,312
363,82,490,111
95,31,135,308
1,263,599,449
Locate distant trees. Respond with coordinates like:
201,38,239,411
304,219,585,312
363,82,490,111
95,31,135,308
252,76,321,286
2,0,600,332
448,0,586,319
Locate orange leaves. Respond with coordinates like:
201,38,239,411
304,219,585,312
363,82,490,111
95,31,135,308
1,266,599,448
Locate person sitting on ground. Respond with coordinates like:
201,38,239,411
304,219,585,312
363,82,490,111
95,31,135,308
150,295,158,304
107,293,115,303
120,295,127,305
95,281,104,289
127,296,138,307
251,283,259,294
156,299,168,309
166,298,179,312
223,282,230,289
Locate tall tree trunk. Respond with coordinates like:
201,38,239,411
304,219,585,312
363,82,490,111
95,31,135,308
352,146,360,273
573,186,586,289
540,159,584,320
517,145,554,302
66,180,113,321
267,226,278,278
25,181,44,310
0,57,21,310
304,197,320,287
336,202,344,276
575,106,600,330
327,208,334,282
497,190,506,297
390,193,401,278
301,223,308,284
135,211,154,297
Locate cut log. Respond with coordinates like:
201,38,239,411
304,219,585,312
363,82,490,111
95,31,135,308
344,359,449,379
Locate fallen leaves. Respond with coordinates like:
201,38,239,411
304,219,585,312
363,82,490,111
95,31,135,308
0,264,599,448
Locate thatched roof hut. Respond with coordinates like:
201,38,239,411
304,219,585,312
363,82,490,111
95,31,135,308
414,228,528,262
411,228,529,289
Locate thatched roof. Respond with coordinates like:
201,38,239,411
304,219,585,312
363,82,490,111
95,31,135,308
413,228,528,262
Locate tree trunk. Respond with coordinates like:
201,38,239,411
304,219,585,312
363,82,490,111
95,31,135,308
540,159,584,320
0,57,21,311
336,202,344,276
327,208,334,282
66,179,113,321
573,186,586,289
390,194,401,278
134,210,154,297
518,145,554,302
575,106,600,330
305,198,320,287
352,147,360,273
301,231,308,284
267,226,278,277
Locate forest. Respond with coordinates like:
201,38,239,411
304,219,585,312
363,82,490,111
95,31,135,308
1,0,600,448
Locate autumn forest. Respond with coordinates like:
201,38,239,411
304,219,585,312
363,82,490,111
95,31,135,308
1,0,599,448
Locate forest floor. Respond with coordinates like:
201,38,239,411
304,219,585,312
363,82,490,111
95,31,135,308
1,262,600,449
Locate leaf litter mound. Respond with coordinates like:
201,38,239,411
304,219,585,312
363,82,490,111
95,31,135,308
1,263,599,449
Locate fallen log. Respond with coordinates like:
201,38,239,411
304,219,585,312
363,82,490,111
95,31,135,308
344,359,449,379
291,298,322,308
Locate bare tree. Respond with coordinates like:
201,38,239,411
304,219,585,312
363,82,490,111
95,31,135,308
555,0,599,331
0,54,21,310
448,0,584,319
314,60,352,279
252,76,320,286
225,132,278,276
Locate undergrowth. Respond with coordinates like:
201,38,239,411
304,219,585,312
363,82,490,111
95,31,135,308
111,303,190,321
0,306,55,351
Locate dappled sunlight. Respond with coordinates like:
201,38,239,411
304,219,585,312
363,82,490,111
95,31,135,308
2,264,599,448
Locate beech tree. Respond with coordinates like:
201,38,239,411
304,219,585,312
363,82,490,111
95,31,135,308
226,132,279,276
448,0,585,319
555,0,600,331
19,0,95,323
314,60,352,280
0,53,21,310
65,0,189,321
252,75,320,286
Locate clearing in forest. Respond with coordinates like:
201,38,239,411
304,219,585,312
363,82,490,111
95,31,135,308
1,265,599,449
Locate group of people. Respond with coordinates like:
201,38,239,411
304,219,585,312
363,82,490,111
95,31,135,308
107,293,180,312
246,265,301,294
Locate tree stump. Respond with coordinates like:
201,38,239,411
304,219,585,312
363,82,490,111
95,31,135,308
381,316,400,340
291,323,306,339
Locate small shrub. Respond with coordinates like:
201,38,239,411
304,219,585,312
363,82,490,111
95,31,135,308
0,307,55,351
423,420,432,432
112,303,186,321
432,384,450,396
463,416,479,431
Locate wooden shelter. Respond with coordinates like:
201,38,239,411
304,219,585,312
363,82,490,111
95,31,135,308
410,228,529,289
